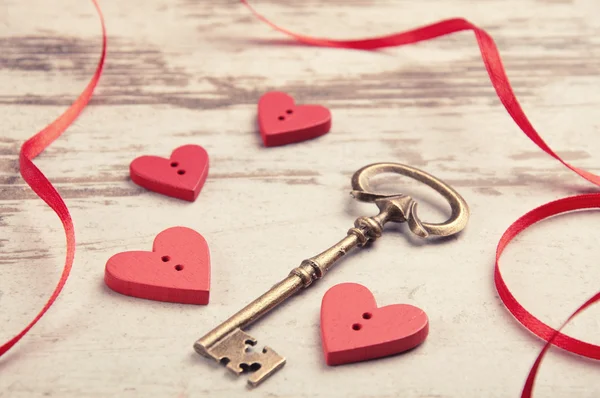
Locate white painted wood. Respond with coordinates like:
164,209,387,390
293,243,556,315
1,0,599,396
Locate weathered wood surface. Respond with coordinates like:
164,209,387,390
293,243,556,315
1,0,599,397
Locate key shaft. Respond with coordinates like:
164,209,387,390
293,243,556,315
194,229,368,356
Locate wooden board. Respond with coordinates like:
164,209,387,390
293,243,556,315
1,0,599,397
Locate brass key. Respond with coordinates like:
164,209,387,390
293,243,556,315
193,162,469,387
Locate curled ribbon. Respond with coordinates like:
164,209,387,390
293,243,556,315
240,1,600,396
496,195,600,396
0,0,106,357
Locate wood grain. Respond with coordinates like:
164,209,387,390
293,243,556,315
1,0,599,397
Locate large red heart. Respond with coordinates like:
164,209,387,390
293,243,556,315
320,283,429,366
130,144,209,202
258,91,332,147
104,227,210,305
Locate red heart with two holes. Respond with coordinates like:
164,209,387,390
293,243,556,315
130,144,209,202
320,283,429,366
104,227,210,305
258,91,332,147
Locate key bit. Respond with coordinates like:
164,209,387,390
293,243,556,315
193,163,470,387
198,328,285,387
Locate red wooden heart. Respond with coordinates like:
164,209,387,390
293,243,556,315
104,227,210,305
258,91,332,147
130,144,209,202
320,283,429,366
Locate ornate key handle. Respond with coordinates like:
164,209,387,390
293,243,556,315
193,162,470,387
350,162,470,238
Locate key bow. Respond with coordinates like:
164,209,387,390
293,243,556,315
350,162,470,238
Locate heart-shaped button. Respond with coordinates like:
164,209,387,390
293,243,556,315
320,283,429,366
104,226,210,305
130,144,209,201
258,91,332,147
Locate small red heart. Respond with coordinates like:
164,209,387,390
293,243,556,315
130,144,209,201
320,283,429,366
258,91,332,147
104,227,210,305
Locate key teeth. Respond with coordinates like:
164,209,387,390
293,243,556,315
201,328,286,387
225,361,243,375
247,347,286,387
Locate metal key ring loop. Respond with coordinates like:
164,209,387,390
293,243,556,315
350,162,470,238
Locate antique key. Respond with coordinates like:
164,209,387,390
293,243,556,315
193,162,469,387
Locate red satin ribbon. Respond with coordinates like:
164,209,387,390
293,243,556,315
496,195,600,396
240,1,600,396
0,0,106,357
